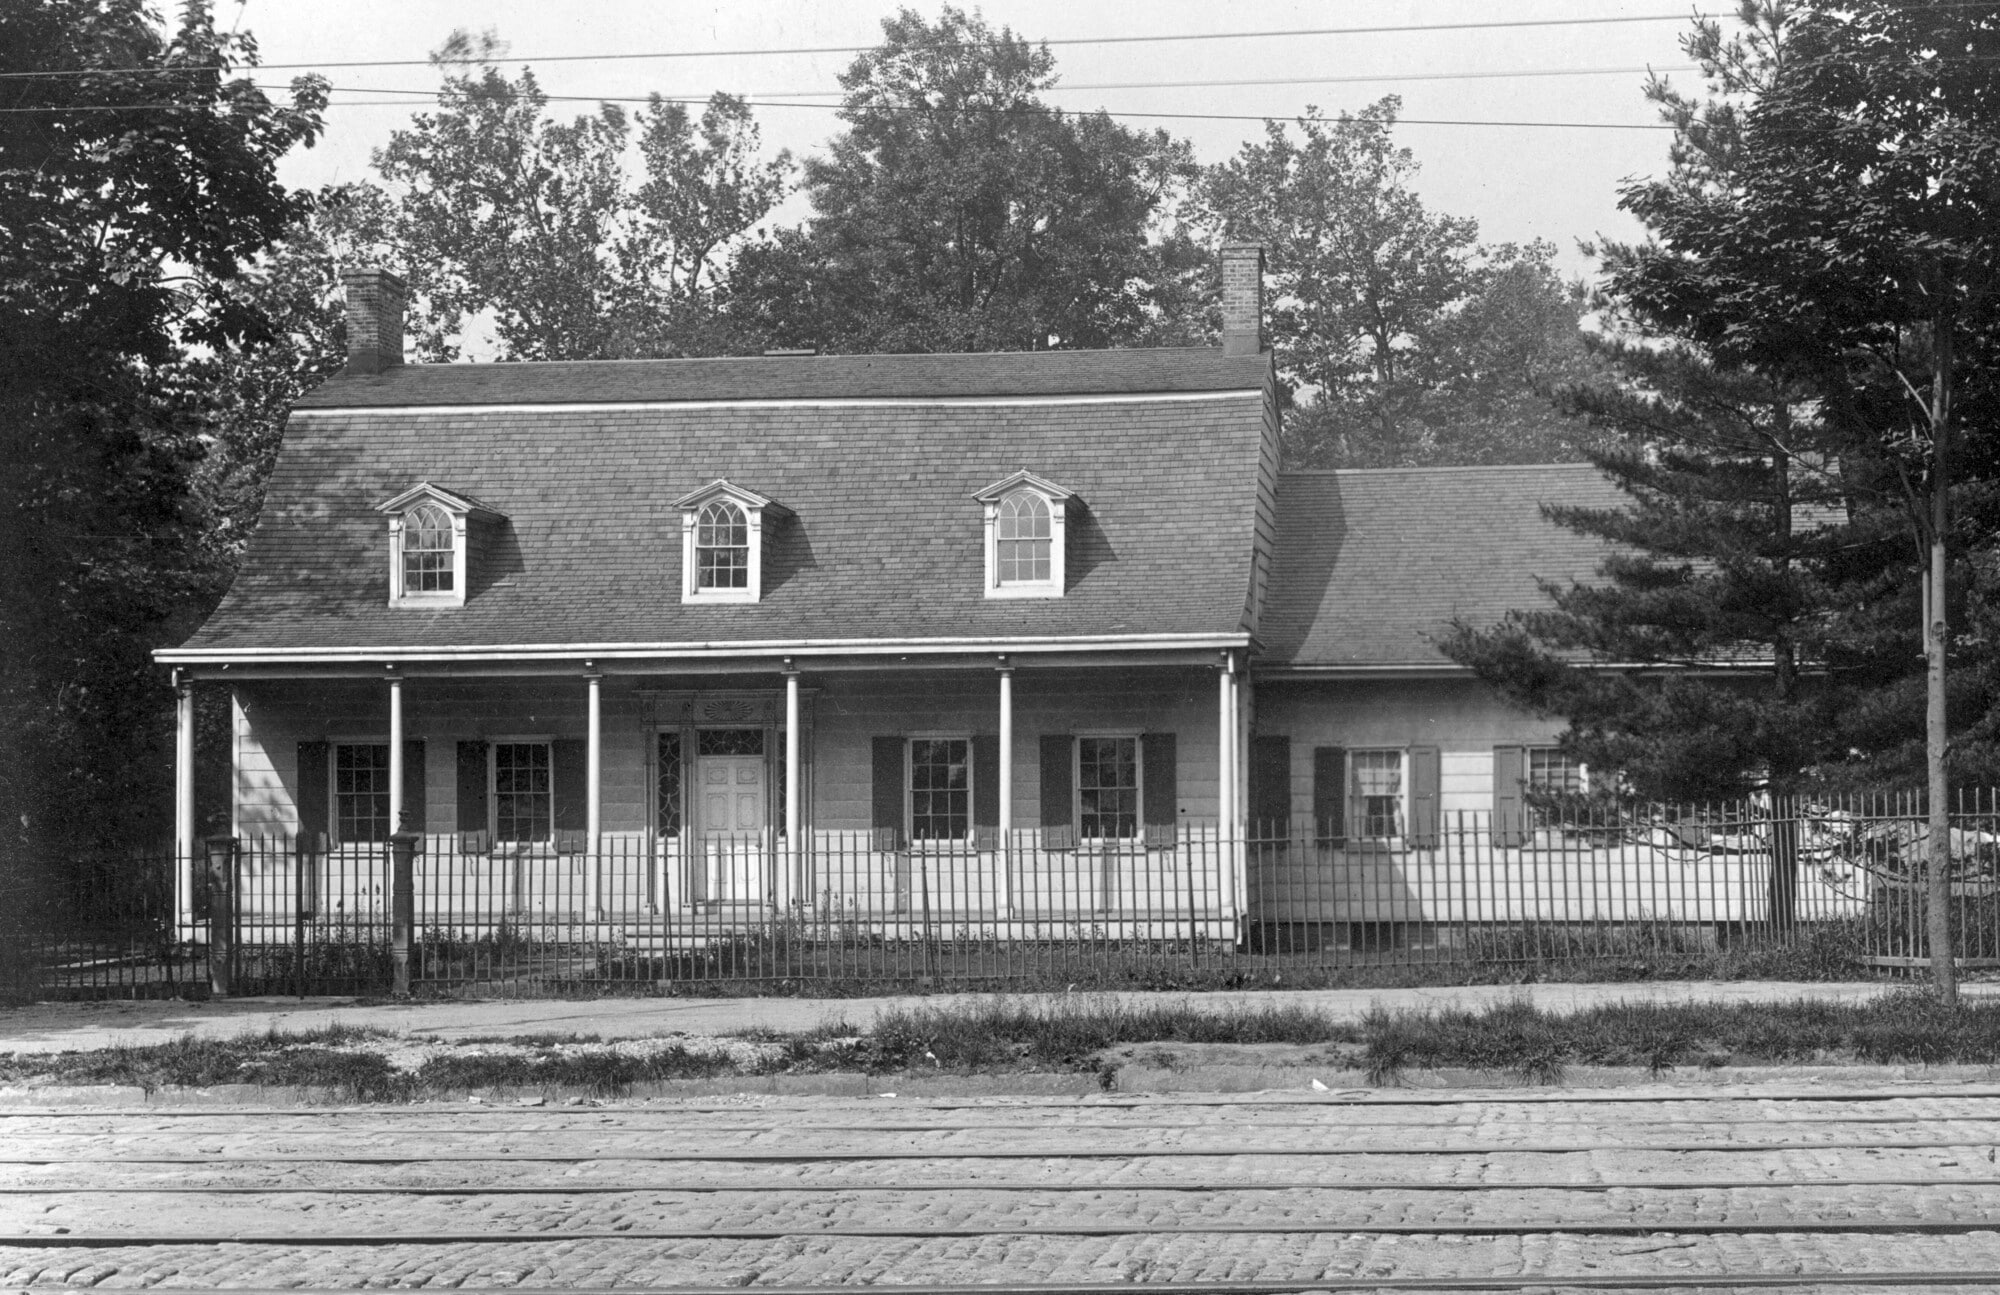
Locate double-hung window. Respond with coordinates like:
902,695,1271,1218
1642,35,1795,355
1350,749,1404,840
493,741,552,844
908,738,971,843
1527,746,1585,794
334,743,391,844
1078,736,1140,840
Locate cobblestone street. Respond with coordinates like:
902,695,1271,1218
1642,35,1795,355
8,1083,2000,1291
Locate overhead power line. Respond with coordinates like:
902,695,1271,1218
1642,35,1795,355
0,12,1719,80
0,89,1679,129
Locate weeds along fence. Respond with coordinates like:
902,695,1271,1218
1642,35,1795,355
7,792,2000,999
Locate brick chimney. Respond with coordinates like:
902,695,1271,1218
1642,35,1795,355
1220,243,1266,357
340,267,407,374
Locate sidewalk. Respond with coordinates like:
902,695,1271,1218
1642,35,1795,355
2,980,1991,1054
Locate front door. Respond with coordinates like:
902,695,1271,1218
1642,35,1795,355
698,730,767,903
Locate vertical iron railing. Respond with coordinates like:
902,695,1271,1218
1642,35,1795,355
15,793,2000,997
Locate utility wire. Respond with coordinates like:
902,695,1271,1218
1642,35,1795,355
0,12,1722,80
0,95,1679,129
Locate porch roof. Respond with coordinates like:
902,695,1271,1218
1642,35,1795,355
171,348,1273,661
1260,464,1624,669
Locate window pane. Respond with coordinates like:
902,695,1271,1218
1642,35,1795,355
1078,736,1138,839
403,504,454,593
1350,750,1402,838
909,739,969,842
696,501,750,589
494,742,551,843
996,492,1053,585
335,744,390,843
657,732,683,833
1528,746,1583,794
697,728,764,756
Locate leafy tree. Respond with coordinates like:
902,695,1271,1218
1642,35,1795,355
1197,100,1599,467
360,31,790,360
729,6,1206,354
0,0,325,869
1445,1,2000,980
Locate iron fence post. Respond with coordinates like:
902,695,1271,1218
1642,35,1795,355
391,831,421,997
204,836,237,997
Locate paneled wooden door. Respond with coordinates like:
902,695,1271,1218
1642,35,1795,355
698,738,767,904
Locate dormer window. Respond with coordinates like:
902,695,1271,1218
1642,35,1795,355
375,482,499,609
696,500,750,590
973,470,1074,599
676,480,790,604
402,504,455,593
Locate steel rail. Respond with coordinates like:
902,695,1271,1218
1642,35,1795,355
11,1111,2000,1133
8,1173,2000,1193
7,1135,1998,1163
5,1088,2000,1115
18,1217,2000,1244
44,1281,2000,1294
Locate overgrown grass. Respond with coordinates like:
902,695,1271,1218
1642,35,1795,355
11,989,2000,1096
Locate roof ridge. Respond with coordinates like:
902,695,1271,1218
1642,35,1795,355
1280,461,1601,477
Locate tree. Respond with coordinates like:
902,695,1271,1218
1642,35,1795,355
361,31,790,360
729,6,1206,354
0,0,326,870
1196,100,1600,467
1447,2,2000,990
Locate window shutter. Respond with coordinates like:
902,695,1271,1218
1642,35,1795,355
1039,733,1076,851
401,740,426,834
296,741,329,853
1249,734,1291,842
871,735,906,852
1492,745,1527,848
1312,746,1346,848
1140,731,1177,849
1409,745,1442,849
971,733,1001,851
456,740,489,851
552,739,587,840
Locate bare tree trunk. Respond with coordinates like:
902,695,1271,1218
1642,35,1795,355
1927,322,1957,1002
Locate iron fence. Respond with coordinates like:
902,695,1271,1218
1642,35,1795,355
8,792,2000,999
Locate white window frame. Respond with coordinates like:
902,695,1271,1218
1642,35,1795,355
376,482,490,609
972,470,1074,600
905,733,975,848
1348,747,1408,843
674,480,787,605
1075,732,1143,844
489,736,555,847
327,737,391,848
1526,745,1590,795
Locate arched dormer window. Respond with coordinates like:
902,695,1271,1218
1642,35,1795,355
375,482,499,609
403,503,455,593
696,500,750,590
996,491,1052,585
973,470,1074,599
674,480,791,604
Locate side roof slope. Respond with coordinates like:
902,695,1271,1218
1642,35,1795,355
1261,463,1625,669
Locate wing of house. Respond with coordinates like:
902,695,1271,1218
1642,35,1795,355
158,248,1670,943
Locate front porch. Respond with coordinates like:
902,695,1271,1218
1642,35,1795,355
174,651,1254,943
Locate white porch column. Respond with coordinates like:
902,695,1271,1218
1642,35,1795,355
586,669,603,916
1217,653,1240,919
387,671,404,834
997,658,1014,917
783,661,801,912
174,674,196,932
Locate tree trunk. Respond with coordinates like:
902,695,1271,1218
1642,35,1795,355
1768,793,1799,933
1927,321,1957,1002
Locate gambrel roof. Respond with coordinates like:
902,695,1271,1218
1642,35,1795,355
177,348,1275,657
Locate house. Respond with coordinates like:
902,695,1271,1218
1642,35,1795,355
158,246,1824,948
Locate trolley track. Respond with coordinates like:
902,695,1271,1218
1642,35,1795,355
8,1086,2000,1292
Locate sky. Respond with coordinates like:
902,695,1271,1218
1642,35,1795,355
233,0,1711,283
